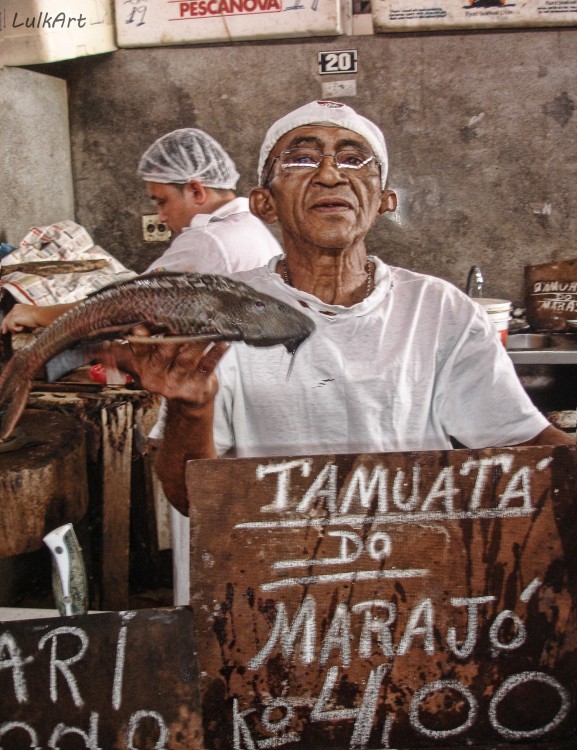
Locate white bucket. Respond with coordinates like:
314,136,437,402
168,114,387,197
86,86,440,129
474,298,512,345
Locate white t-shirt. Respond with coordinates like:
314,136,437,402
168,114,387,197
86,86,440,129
145,197,281,275
213,256,547,456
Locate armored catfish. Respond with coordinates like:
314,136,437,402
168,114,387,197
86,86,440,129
0,272,316,441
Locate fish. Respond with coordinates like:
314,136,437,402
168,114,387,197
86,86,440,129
0,272,315,441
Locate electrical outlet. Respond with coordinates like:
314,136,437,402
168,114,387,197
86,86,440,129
142,214,171,242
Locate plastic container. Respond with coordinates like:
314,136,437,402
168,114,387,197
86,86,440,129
474,298,512,346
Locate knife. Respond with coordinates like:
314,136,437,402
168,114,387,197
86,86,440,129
43,523,88,616
0,258,109,277
45,341,131,383
45,344,99,382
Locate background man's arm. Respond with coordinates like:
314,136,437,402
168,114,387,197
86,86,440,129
1,302,77,333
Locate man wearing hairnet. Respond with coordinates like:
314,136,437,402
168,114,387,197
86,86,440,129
2,128,281,331
139,128,282,605
138,128,280,275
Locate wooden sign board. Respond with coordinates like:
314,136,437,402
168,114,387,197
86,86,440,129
371,0,577,32
114,0,343,48
186,446,577,749
525,258,577,332
0,607,201,749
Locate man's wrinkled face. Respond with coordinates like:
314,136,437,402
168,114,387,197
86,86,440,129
262,125,390,252
145,182,196,237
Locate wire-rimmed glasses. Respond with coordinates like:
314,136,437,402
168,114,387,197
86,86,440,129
264,146,381,185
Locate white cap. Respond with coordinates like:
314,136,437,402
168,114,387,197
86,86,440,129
258,100,388,189
137,128,240,189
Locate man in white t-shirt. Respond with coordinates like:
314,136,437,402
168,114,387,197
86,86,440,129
139,128,281,275
137,129,280,604
2,128,281,331
122,102,574,599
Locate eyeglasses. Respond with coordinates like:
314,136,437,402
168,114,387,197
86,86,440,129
264,147,381,184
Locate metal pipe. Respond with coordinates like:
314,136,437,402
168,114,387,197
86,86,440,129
466,265,484,297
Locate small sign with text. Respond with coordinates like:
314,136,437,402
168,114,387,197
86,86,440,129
318,49,358,75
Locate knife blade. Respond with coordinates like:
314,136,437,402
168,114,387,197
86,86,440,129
0,258,109,277
45,340,134,384
45,344,104,382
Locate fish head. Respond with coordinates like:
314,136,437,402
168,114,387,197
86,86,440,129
217,280,316,352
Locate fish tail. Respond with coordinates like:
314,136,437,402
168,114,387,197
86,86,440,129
0,353,32,441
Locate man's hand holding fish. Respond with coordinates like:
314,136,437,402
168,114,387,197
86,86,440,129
128,324,229,411
0,272,314,452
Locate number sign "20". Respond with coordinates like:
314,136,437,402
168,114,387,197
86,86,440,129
318,49,358,75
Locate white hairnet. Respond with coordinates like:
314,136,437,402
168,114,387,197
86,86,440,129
137,128,240,189
258,100,388,190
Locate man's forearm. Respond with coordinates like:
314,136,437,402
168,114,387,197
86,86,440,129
1,301,77,333
154,399,218,515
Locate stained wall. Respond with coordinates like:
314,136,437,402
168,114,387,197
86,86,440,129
20,29,577,305
0,67,74,245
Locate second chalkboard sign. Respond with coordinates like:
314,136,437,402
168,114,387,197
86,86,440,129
0,607,200,748
525,258,577,331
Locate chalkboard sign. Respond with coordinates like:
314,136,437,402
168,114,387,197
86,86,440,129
186,446,577,749
0,607,200,749
525,258,577,331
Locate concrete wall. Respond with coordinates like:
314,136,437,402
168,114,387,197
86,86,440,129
0,67,74,246
22,28,577,305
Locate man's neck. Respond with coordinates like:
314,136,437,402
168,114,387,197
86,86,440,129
203,190,237,215
279,244,373,307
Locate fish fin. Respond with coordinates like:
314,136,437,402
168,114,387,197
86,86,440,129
285,351,295,380
0,356,32,441
284,332,311,380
